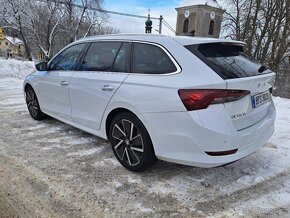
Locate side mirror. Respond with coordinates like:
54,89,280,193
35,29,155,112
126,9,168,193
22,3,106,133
36,62,48,71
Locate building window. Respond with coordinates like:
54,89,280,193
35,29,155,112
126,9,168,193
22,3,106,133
5,42,8,45
209,20,215,35
183,18,189,33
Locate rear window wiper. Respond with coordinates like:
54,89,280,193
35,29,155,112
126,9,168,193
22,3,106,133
258,65,268,73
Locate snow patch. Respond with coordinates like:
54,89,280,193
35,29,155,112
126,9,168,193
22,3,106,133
41,144,62,151
135,203,154,213
148,175,204,202
93,158,120,167
0,97,25,106
0,59,35,79
112,181,123,188
126,175,142,184
231,179,290,216
68,137,95,145
67,147,105,157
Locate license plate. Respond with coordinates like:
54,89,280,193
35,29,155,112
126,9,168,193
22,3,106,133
251,91,270,108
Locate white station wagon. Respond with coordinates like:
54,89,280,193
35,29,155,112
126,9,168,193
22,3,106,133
24,34,276,171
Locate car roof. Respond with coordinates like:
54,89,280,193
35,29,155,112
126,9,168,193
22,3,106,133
76,34,245,46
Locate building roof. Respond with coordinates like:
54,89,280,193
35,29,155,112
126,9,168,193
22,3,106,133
4,36,23,45
179,0,221,8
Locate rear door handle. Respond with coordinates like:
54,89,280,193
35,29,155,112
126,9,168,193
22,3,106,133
60,81,69,86
102,85,114,91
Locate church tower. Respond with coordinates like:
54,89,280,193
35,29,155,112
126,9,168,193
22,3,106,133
175,0,225,38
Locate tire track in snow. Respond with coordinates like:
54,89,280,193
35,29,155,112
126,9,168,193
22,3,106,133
196,170,290,216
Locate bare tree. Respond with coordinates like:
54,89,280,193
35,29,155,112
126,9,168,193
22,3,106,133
222,0,289,69
27,0,65,60
1,0,33,60
0,0,119,60
221,0,290,96
82,6,109,38
63,0,105,42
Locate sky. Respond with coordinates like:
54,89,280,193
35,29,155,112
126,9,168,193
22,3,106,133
103,0,187,35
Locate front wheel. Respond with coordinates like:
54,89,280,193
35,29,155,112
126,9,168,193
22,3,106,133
25,86,47,120
109,112,157,172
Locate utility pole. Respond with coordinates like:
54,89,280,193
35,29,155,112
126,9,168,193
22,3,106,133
159,15,163,34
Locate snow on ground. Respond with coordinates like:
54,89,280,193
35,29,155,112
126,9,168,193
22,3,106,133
0,58,35,79
67,146,106,157
0,58,289,217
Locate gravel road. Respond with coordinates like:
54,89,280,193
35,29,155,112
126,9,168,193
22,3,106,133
0,78,289,217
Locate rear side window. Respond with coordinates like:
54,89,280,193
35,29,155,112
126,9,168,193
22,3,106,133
80,42,122,71
112,42,131,73
50,43,86,70
185,43,271,79
132,43,177,74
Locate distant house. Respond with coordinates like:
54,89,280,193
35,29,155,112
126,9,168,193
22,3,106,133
0,36,25,58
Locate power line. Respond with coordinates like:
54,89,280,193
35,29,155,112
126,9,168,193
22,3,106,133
163,19,175,32
37,0,172,34
162,19,176,34
38,0,161,20
110,16,145,24
162,22,174,33
162,22,175,34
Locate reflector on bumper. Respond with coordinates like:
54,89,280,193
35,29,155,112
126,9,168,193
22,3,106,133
205,149,238,156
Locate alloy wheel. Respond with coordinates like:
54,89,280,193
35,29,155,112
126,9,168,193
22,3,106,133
112,119,144,166
26,89,39,118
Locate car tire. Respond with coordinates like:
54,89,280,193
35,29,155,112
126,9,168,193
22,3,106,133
25,86,47,120
109,112,157,172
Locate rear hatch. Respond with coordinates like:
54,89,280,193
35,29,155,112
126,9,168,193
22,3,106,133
185,42,275,130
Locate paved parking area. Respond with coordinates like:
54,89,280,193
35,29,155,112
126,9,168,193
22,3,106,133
0,78,289,217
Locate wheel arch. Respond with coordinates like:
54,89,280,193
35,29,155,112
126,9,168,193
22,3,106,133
24,83,33,92
105,107,135,139
104,107,155,155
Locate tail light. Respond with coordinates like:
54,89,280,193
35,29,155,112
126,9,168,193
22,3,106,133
178,89,250,111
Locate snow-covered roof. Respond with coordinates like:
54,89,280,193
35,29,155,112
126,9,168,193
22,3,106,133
180,0,221,8
5,36,23,45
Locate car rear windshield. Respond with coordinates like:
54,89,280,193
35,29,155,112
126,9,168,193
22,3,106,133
185,43,271,79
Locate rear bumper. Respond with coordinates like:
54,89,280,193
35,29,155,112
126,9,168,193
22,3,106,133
142,102,276,168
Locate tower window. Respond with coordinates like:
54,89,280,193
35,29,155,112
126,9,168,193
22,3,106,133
183,19,189,33
209,20,215,35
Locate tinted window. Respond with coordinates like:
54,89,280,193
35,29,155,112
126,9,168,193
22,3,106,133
50,43,85,70
112,43,131,73
132,43,177,74
185,43,271,79
80,42,122,71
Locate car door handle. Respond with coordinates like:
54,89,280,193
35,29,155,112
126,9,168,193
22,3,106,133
102,85,114,91
60,81,69,86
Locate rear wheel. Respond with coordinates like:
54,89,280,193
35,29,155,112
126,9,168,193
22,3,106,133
25,86,47,120
109,112,157,172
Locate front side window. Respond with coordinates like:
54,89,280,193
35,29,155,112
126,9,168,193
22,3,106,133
132,43,177,74
49,43,86,70
80,42,122,71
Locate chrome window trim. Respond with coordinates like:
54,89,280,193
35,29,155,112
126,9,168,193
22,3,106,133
130,40,182,76
78,39,182,76
48,39,182,76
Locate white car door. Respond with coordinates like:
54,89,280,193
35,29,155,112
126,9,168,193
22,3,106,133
69,42,131,130
35,43,87,121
